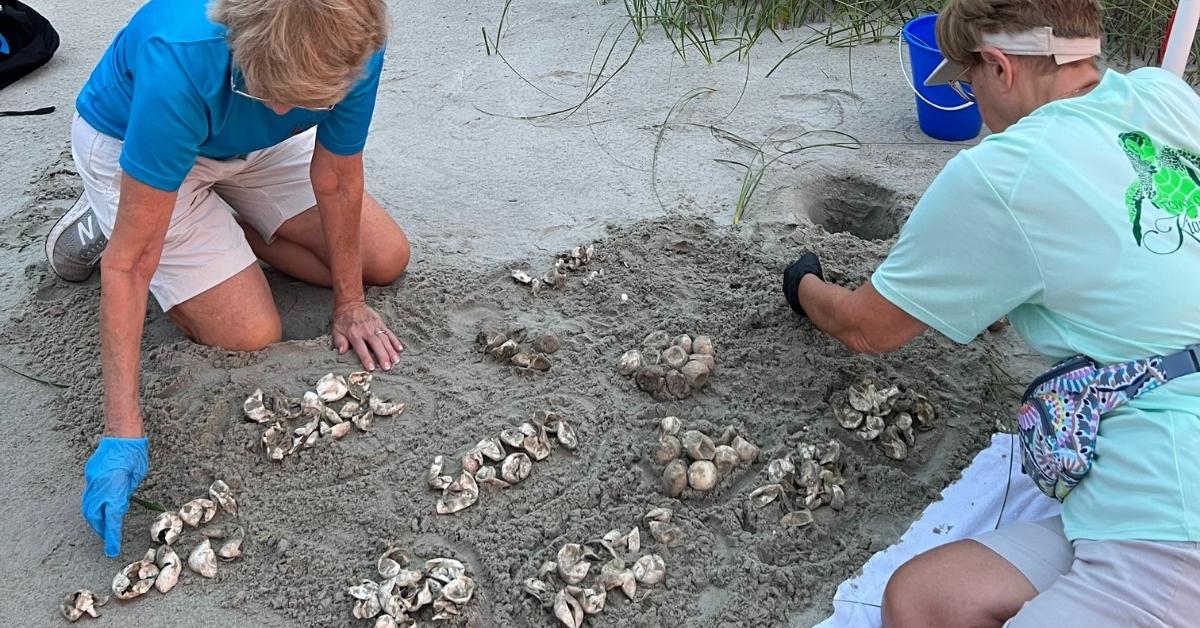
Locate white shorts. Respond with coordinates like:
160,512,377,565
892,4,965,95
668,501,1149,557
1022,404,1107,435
71,114,318,310
974,517,1200,626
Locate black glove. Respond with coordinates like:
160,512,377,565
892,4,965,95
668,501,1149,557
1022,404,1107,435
783,252,824,317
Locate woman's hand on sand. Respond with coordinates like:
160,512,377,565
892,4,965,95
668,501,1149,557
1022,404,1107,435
332,301,403,371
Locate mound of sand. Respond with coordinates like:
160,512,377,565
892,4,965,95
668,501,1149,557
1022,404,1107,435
5,168,1013,625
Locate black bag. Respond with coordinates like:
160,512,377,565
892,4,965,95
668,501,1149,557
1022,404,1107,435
0,0,58,116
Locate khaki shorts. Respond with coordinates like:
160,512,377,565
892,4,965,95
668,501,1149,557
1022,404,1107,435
974,517,1200,626
71,114,317,311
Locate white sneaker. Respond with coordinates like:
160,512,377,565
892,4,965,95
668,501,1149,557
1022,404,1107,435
46,194,108,282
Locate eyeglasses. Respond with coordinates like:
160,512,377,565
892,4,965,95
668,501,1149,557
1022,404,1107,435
947,65,976,103
229,71,334,112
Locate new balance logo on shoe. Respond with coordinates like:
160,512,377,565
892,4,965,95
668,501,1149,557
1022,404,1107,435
77,213,98,245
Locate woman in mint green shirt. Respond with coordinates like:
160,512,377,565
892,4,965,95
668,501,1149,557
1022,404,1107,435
784,1,1200,626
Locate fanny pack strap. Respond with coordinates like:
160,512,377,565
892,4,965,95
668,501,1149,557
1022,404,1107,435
1082,343,1200,414
1159,343,1200,381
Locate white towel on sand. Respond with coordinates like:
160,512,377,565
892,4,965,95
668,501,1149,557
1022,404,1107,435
815,433,1061,628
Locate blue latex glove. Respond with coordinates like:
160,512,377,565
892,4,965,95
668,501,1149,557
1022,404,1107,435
81,437,149,558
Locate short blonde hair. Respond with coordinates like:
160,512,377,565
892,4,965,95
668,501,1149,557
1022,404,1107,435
210,0,388,109
936,0,1102,73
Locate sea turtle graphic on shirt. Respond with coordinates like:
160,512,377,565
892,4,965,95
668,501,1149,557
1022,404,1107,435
1119,130,1200,246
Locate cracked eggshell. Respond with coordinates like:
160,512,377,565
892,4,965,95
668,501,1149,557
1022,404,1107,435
731,435,760,464
60,590,108,622
553,587,584,628
749,483,785,507
218,526,245,561
555,420,578,450
768,458,795,483
649,521,682,546
187,539,218,578
150,511,183,545
681,430,716,461
316,373,348,402
242,389,273,423
490,339,521,361
443,576,476,605
644,507,673,523
632,554,665,586
573,586,606,615
781,510,815,528
556,544,591,585
377,546,409,579
520,424,553,461
154,545,181,593
857,414,886,441
894,412,917,445
369,395,405,417
830,484,846,511
879,425,909,460
475,437,506,462
501,452,533,484
112,550,159,600
178,498,216,528
436,472,480,515
425,557,466,583
347,371,372,400
209,480,238,515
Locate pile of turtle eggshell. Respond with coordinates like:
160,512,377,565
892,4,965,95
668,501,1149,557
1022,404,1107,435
830,377,936,461
748,440,848,528
653,417,760,498
428,411,579,515
477,326,559,371
617,331,716,399
347,546,477,627
243,372,406,462
61,480,244,623
510,244,599,295
523,508,677,628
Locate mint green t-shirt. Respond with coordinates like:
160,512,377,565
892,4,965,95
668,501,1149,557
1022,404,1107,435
873,68,1200,542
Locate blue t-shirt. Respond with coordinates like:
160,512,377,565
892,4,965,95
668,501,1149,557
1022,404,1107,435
75,0,384,192
874,68,1200,542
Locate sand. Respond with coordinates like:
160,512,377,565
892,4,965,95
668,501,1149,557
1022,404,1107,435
0,2,1037,627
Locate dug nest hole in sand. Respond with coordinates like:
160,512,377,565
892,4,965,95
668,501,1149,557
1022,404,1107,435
801,173,911,241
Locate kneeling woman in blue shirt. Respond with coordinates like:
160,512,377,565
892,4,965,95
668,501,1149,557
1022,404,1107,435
50,0,407,558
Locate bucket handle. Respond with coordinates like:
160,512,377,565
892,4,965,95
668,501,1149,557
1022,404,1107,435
897,35,976,112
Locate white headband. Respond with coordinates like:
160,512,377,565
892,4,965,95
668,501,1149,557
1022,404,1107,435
924,27,1101,86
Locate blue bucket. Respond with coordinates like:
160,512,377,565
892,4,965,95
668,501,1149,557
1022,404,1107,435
902,14,981,141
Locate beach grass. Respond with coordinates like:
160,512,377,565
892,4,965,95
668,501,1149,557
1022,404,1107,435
607,0,1193,76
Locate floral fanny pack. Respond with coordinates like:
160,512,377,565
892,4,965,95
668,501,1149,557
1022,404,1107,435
1018,344,1200,501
